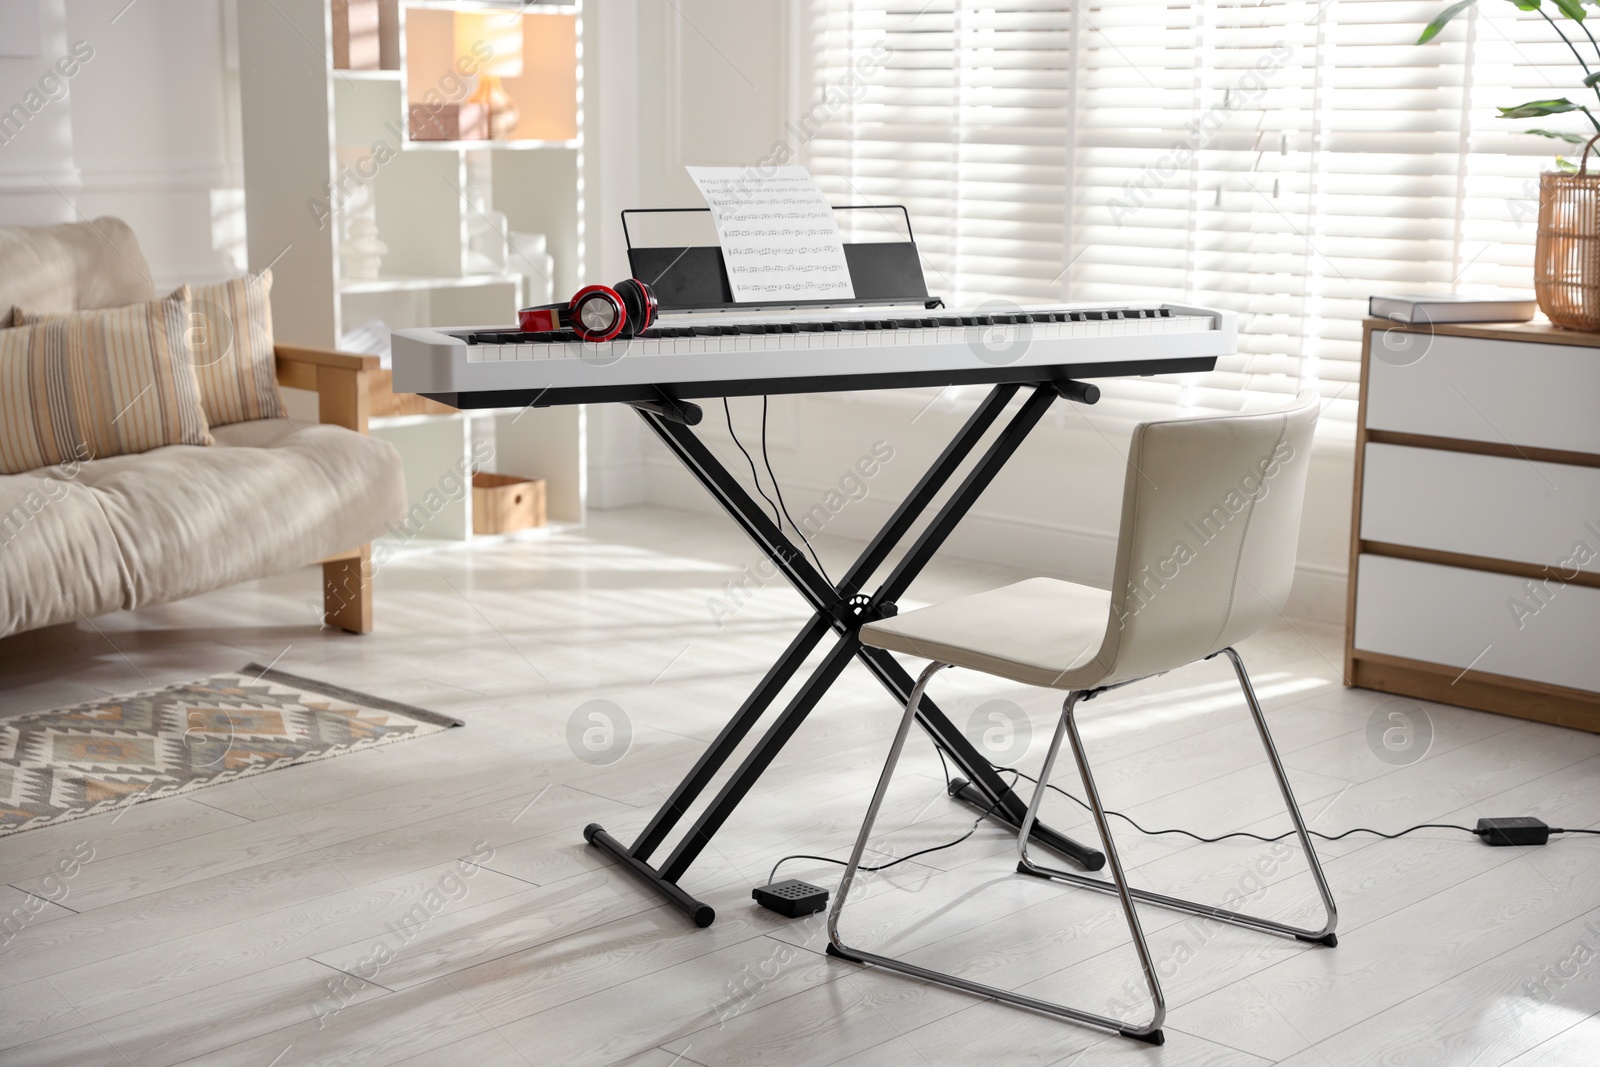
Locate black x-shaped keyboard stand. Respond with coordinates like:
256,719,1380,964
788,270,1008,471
583,377,1149,926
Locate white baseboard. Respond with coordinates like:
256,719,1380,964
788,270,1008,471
1283,561,1348,627
589,459,647,510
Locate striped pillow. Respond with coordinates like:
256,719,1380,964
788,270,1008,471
185,272,286,426
0,287,213,475
18,272,285,427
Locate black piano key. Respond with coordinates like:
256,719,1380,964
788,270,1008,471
938,317,963,327
798,322,825,331
823,321,842,331
893,319,922,328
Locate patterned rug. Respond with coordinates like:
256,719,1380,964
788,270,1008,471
0,664,462,837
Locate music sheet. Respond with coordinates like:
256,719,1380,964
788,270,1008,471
685,165,856,303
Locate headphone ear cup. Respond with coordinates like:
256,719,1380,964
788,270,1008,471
568,285,627,342
614,278,657,337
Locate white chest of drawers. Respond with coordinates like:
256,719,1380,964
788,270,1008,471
1348,319,1600,732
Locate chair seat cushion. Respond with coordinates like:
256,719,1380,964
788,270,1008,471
861,577,1114,690
1,419,405,637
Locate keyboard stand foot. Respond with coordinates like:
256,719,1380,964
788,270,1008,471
585,824,714,927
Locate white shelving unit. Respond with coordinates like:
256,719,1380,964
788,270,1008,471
238,0,591,546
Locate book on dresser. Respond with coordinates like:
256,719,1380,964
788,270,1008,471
1348,318,1600,732
1367,293,1537,324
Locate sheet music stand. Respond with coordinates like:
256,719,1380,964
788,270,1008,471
621,205,935,312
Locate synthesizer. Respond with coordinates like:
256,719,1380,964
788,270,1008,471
391,302,1236,408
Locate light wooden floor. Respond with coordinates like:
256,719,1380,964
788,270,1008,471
1,505,1597,1066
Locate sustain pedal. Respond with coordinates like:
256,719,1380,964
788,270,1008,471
752,879,829,918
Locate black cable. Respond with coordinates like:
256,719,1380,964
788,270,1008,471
758,395,835,588
767,770,1019,886
723,398,783,528
999,764,1600,845
761,764,1600,893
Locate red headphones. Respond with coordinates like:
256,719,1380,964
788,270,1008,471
518,278,658,342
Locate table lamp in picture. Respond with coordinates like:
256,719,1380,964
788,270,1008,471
456,11,523,141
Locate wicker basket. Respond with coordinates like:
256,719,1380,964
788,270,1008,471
1536,133,1600,330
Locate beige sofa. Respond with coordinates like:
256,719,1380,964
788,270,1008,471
0,218,406,637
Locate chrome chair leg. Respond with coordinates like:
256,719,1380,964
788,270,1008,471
1017,689,1166,1039
827,669,1168,1045
1018,647,1339,947
826,660,948,944
1222,645,1339,941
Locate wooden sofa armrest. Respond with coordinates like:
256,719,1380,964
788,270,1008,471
274,343,379,434
275,343,382,634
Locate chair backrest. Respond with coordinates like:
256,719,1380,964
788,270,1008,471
0,217,154,326
1089,392,1319,687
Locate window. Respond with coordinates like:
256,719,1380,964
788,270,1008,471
801,1,1562,433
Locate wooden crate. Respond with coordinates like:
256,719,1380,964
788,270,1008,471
472,473,546,535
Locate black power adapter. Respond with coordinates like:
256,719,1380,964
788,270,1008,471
753,879,829,918
1476,817,1553,846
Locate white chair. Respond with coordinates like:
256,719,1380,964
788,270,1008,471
825,393,1336,1046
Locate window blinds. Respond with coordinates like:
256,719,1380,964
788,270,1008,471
801,0,1563,432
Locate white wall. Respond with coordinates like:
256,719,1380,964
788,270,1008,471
619,0,1356,623
0,0,243,285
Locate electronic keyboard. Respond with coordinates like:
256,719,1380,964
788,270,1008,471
391,302,1236,408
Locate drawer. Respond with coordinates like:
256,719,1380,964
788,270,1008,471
1361,443,1600,573
1365,333,1600,454
1353,554,1600,694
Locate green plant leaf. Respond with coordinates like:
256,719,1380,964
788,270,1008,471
1419,0,1480,43
1553,0,1586,20
1527,127,1592,141
1499,98,1580,117
1509,1,1543,11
